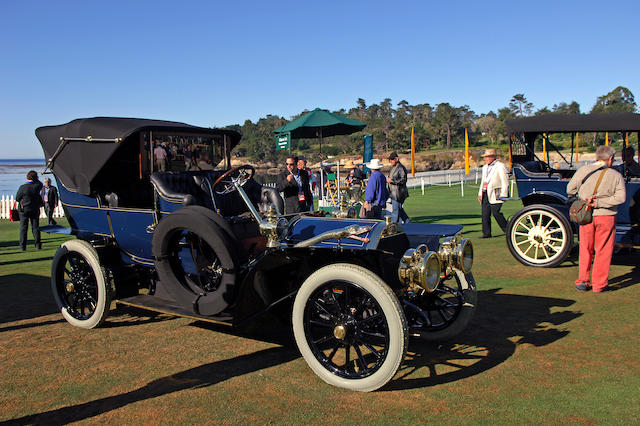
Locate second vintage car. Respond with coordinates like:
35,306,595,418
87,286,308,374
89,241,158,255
505,113,640,267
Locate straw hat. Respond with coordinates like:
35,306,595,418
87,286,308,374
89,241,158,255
343,160,356,169
481,148,497,158
366,158,383,169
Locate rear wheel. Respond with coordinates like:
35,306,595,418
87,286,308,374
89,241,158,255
506,204,573,267
292,264,407,392
51,240,111,329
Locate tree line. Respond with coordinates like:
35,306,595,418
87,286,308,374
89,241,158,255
228,86,637,162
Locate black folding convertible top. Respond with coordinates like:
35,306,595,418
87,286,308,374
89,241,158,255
36,117,241,195
506,113,640,134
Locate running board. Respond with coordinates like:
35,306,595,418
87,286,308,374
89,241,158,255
615,243,640,249
116,295,233,327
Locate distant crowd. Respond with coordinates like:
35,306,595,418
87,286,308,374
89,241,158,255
276,152,410,221
151,139,215,172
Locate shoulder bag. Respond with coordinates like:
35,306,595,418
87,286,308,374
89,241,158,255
9,201,19,222
569,168,607,225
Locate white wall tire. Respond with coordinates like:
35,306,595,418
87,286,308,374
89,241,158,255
506,204,573,268
51,240,111,329
292,263,407,392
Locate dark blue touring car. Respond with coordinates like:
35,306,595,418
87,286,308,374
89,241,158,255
505,113,640,267
37,117,476,391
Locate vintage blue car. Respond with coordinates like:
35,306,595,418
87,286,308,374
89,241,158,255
505,113,640,267
37,117,476,391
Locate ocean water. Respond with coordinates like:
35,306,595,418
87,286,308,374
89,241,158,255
0,159,47,196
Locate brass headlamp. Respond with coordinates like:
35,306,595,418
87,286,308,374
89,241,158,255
438,235,474,274
397,244,441,293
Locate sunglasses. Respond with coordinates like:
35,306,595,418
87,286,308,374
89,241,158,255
286,162,295,166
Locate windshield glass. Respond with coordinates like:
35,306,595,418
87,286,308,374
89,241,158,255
143,132,225,173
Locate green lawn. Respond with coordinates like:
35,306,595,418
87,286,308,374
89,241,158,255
1,187,638,424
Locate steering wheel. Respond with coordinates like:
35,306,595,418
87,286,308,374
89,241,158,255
212,164,256,195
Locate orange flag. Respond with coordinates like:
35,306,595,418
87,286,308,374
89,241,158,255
410,126,415,177
464,128,469,175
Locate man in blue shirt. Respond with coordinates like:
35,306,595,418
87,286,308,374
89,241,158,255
363,158,388,219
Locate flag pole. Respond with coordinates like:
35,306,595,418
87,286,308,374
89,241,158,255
464,128,469,175
410,126,415,177
576,132,580,162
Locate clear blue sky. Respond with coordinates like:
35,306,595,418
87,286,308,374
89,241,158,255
2,0,638,158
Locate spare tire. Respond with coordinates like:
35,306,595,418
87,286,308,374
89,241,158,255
152,207,237,316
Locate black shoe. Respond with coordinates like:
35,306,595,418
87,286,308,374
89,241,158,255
575,282,591,292
35,245,42,250
479,235,492,239
20,247,26,252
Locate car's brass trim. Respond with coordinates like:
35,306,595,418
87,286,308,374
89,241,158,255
61,201,155,214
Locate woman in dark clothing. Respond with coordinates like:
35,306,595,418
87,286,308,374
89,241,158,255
15,170,43,250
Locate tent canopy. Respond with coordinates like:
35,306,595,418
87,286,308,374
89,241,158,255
273,108,366,139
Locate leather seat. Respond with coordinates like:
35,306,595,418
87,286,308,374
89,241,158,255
151,172,214,209
151,171,284,216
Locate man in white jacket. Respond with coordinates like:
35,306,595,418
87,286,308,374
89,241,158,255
477,149,509,238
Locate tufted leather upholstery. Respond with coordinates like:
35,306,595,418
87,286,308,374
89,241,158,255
151,171,283,216
260,186,284,214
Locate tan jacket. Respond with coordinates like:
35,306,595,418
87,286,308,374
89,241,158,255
478,160,509,204
566,162,626,216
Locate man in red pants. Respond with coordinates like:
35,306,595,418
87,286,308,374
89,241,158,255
567,145,626,293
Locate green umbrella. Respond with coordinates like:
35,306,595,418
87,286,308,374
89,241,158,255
273,108,366,154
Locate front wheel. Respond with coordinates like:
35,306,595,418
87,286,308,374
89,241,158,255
404,270,477,341
51,240,112,329
506,204,573,268
292,264,407,392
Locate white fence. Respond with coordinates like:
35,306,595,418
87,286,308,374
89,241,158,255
0,195,64,220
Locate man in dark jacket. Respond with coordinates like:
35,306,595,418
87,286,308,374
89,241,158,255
15,170,43,250
277,155,312,214
387,152,410,223
41,177,59,225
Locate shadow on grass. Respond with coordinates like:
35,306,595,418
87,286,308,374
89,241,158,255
2,289,582,422
0,274,58,324
384,288,581,391
5,346,299,425
608,253,640,290
0,240,20,249
0,257,52,266
0,274,175,330
0,319,65,333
